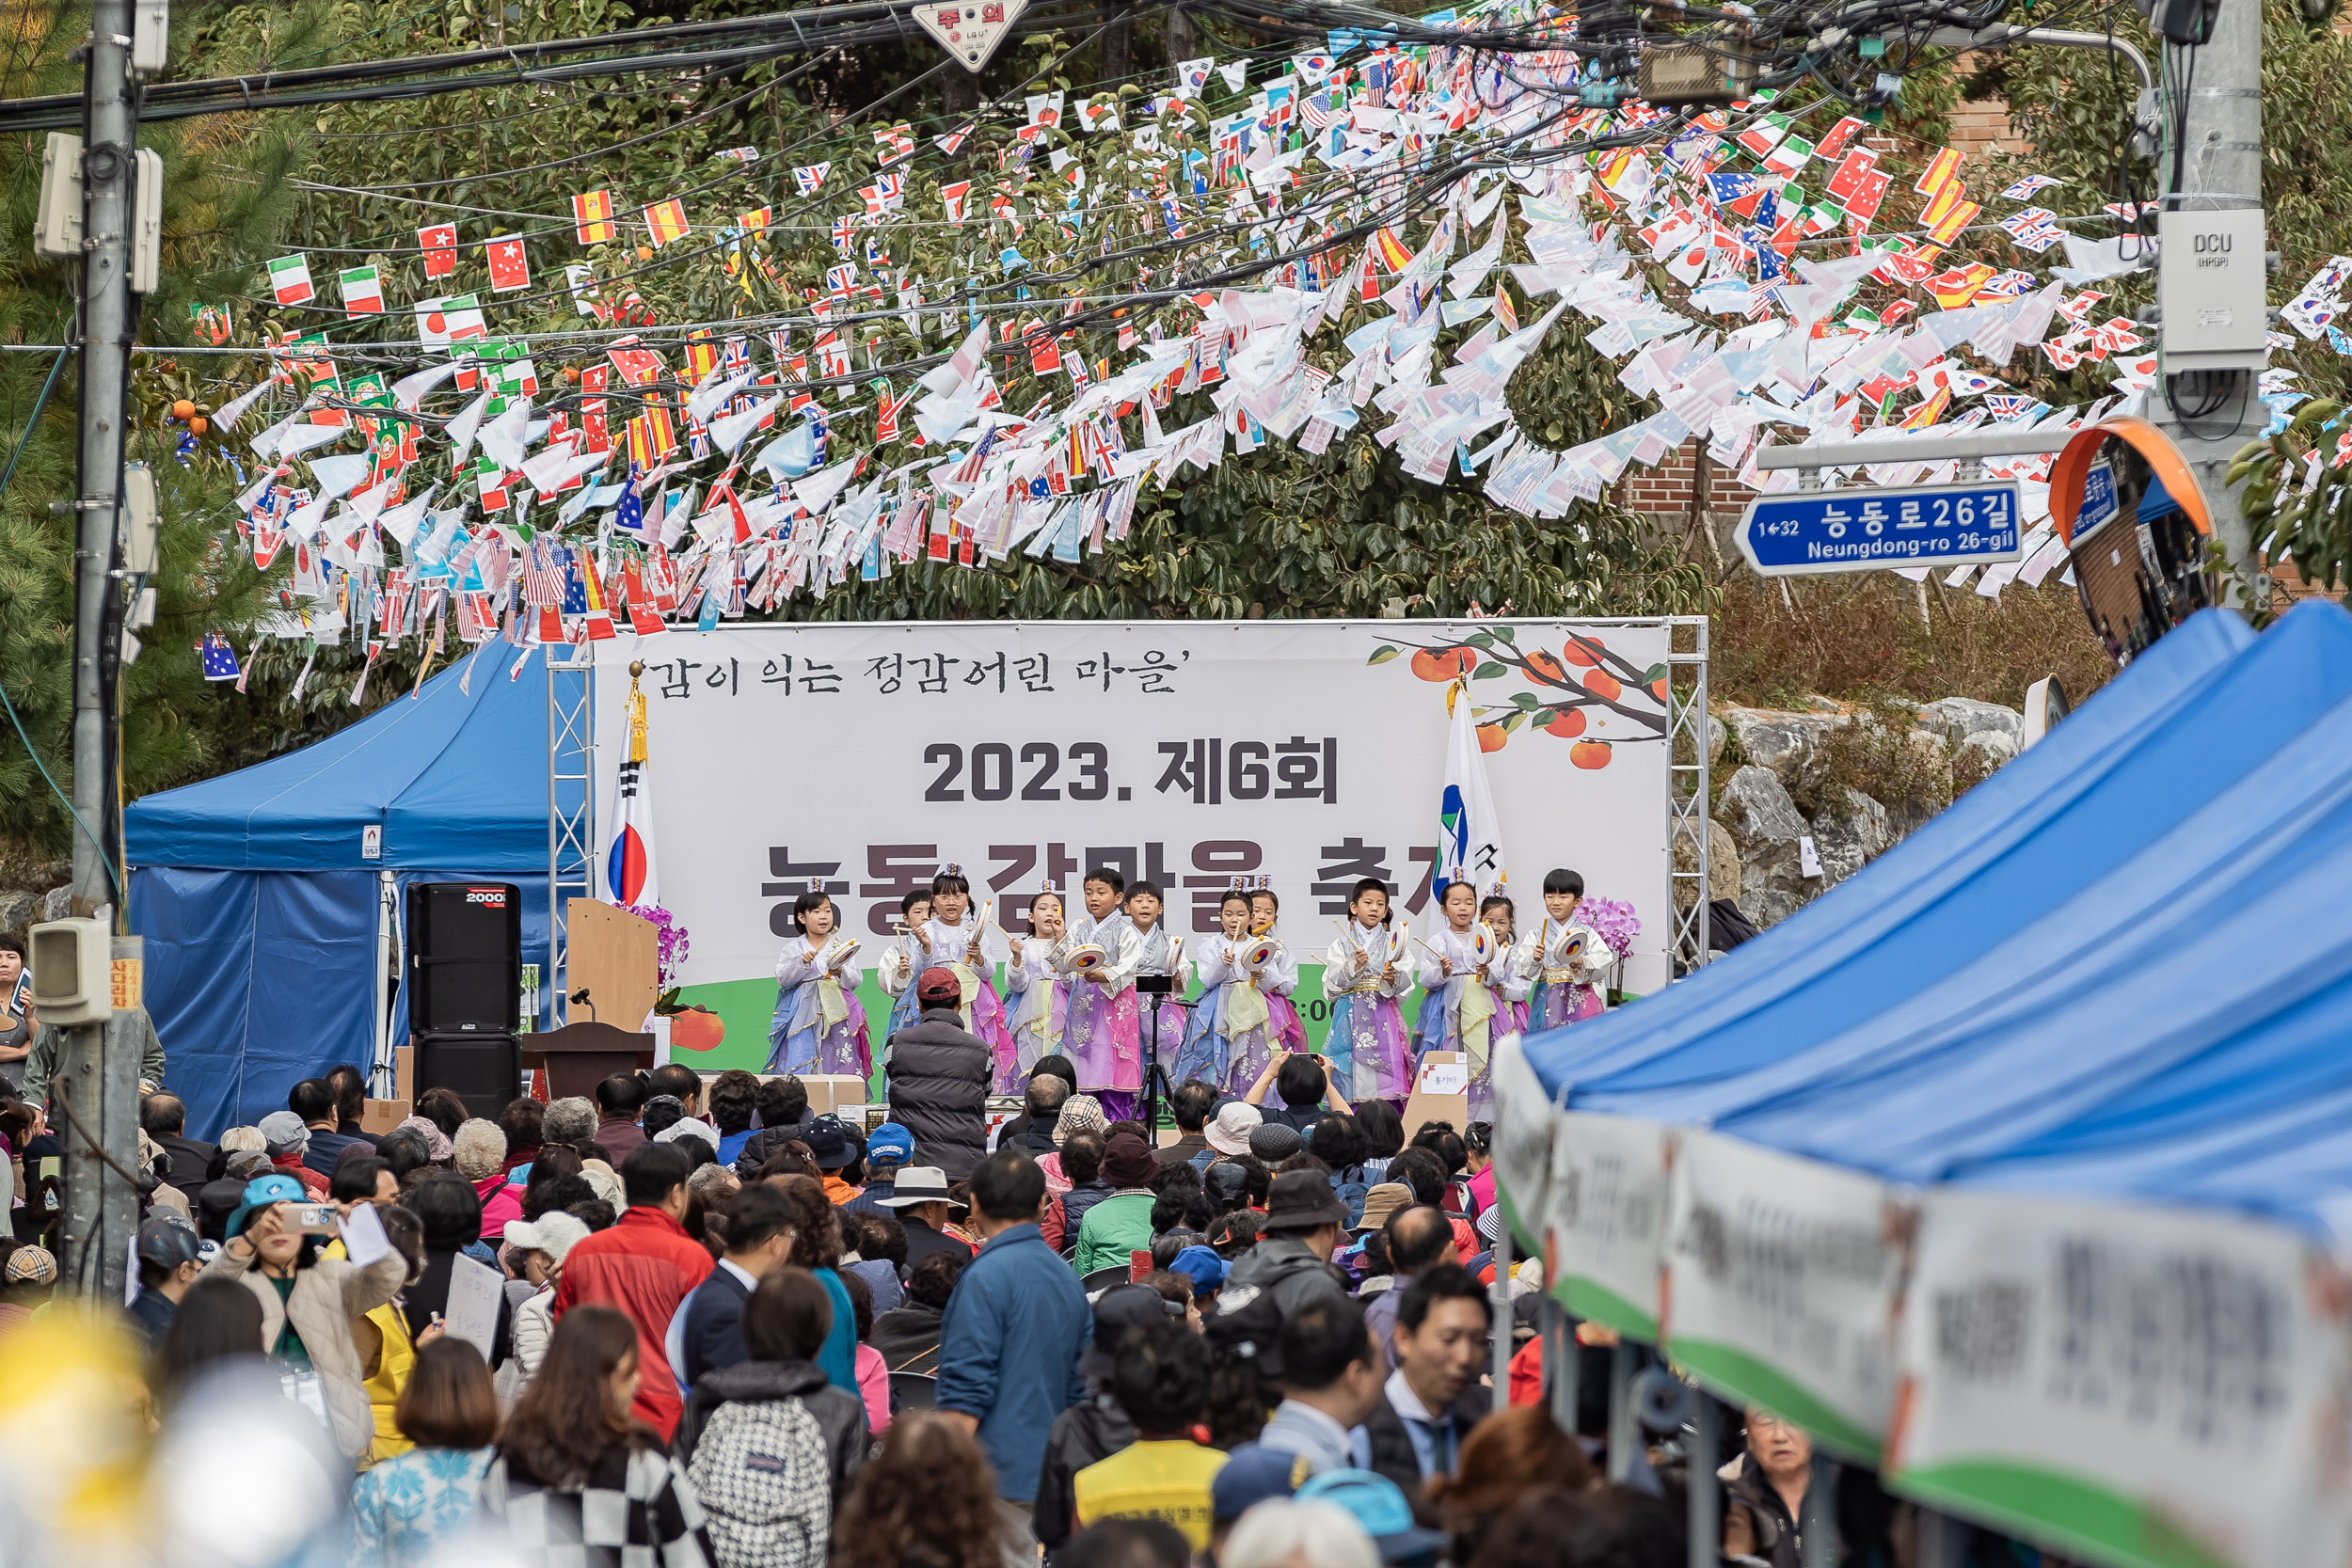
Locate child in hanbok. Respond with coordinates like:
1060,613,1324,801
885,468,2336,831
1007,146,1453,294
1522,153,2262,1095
1518,867,1612,1030
1480,894,1533,1039
879,890,931,1053
915,865,1015,1087
1060,866,1143,1121
1324,877,1412,1105
1245,884,1310,1095
1124,880,1190,1099
1002,888,1066,1088
1171,883,1261,1090
768,889,871,1078
1410,882,1526,1120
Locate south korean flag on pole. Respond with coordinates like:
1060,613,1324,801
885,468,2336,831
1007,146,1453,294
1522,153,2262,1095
604,668,659,908
1436,677,1509,904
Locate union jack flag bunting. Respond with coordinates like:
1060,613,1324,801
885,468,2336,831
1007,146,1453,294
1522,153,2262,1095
794,163,831,196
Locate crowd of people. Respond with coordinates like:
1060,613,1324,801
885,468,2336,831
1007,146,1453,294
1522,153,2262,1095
0,962,1926,1568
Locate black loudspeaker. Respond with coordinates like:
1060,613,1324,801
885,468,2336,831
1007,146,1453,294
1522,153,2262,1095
408,881,522,1034
414,1033,521,1120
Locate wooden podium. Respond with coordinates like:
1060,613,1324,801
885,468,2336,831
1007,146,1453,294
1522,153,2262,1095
522,1022,657,1102
566,899,662,1034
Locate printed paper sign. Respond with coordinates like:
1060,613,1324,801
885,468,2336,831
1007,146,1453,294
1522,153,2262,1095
1663,1130,1904,1460
1547,1110,1672,1339
1889,1188,2352,1568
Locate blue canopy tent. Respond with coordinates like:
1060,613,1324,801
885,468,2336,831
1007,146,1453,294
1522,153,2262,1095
125,654,584,1138
1514,603,2325,1111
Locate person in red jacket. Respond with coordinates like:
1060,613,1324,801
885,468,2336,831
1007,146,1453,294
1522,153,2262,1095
551,1140,712,1439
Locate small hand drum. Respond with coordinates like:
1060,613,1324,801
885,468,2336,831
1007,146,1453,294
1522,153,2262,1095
1471,922,1500,968
1057,942,1108,975
1239,936,1281,974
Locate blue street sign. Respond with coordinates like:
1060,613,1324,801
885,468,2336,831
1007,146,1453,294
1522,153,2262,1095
1735,479,2025,577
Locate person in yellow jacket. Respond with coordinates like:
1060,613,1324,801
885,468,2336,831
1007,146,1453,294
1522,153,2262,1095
326,1194,433,1466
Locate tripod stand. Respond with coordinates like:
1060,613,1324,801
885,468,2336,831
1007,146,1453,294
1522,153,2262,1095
1135,974,1190,1138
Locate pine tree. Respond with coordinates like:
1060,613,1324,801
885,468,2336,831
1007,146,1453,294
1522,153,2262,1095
0,6,296,851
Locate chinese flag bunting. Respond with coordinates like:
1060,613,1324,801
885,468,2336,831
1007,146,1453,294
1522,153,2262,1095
486,236,532,293
573,190,616,245
1815,117,1866,163
419,224,458,279
1823,149,1878,203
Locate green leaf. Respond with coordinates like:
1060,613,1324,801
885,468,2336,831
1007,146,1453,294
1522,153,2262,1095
1533,708,1558,727
1464,630,1496,649
1473,661,1508,679
1367,644,1402,665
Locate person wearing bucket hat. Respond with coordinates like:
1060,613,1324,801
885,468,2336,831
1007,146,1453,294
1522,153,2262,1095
1295,1468,1448,1565
1167,1243,1229,1304
1071,1131,1161,1275
1224,1169,1350,1321
1,1243,58,1328
199,1171,409,1461
502,1211,592,1382
1204,1101,1262,1159
885,968,993,1180
128,1213,205,1350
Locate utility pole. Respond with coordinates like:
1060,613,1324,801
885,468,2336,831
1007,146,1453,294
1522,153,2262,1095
57,0,143,1300
2151,0,2265,588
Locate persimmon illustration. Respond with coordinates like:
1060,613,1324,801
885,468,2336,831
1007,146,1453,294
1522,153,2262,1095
1477,721,1509,752
1582,669,1623,701
1411,646,1479,682
1542,708,1587,738
1571,739,1613,769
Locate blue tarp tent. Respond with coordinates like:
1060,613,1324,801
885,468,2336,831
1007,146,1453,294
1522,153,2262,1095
1517,602,2272,1108
1518,598,2352,1241
126,653,583,1138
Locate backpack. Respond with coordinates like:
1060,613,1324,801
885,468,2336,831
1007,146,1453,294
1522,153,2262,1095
685,1396,831,1568
1331,1164,1372,1229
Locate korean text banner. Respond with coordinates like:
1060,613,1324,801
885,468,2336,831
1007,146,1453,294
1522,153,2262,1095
594,620,1676,1066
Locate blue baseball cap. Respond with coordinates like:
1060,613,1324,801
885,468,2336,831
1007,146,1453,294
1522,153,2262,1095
224,1172,309,1239
1212,1442,1309,1522
866,1123,916,1167
1295,1469,1447,1563
1168,1243,1229,1296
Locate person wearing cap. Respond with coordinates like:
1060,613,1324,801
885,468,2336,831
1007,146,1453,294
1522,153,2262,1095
1030,1282,1168,1555
1209,1445,1313,1560
1167,1243,1229,1310
936,1148,1094,1557
1072,1131,1163,1276
1355,1264,1492,1497
257,1110,332,1199
1071,1314,1227,1550
803,1114,864,1205
1225,1169,1351,1321
844,1121,917,1215
128,1214,205,1351
1248,1121,1304,1164
1295,1468,1448,1566
199,1171,409,1461
886,967,993,1181
501,1210,591,1383
0,1243,58,1333
877,1164,975,1273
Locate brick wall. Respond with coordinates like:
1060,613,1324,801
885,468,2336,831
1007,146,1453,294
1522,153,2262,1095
1616,438,1760,527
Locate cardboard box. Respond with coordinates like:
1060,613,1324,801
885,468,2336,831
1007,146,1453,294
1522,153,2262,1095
1400,1051,1469,1140
360,1046,415,1135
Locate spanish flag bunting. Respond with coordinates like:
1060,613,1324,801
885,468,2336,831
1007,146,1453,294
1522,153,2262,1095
573,190,616,245
644,198,690,247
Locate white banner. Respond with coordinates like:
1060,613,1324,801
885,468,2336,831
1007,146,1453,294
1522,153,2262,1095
593,619,1678,1069
1547,1110,1673,1340
1662,1131,1904,1460
1889,1188,2352,1568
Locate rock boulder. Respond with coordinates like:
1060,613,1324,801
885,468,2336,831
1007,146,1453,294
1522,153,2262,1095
1719,765,1812,929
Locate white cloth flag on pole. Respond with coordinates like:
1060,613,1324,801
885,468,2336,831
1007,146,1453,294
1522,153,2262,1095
604,669,659,907
1437,678,1508,899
